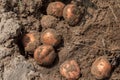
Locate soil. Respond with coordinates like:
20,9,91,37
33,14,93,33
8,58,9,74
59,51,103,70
0,0,120,80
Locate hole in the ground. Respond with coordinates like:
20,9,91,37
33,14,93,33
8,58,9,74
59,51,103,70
15,28,29,59
63,0,71,4
40,0,50,15
4,1,14,12
54,38,64,51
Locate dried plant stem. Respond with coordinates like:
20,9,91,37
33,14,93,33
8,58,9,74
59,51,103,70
109,5,118,23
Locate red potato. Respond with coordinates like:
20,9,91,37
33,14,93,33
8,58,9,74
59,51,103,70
91,56,112,79
22,32,41,52
63,4,82,26
41,29,61,46
60,60,80,80
34,45,56,66
47,1,65,17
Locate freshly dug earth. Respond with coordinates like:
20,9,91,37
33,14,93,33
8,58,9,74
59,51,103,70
0,0,120,80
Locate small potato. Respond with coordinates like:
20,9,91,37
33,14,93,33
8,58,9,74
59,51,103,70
91,56,112,79
60,60,80,80
41,29,61,46
47,1,65,17
41,15,58,28
34,45,56,66
22,32,41,52
63,4,82,26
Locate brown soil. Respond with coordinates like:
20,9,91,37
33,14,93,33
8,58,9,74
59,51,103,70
0,0,120,80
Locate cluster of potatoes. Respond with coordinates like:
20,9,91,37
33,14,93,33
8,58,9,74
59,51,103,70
21,1,112,80
41,1,83,27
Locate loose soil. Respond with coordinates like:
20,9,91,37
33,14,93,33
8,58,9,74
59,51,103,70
0,0,120,80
